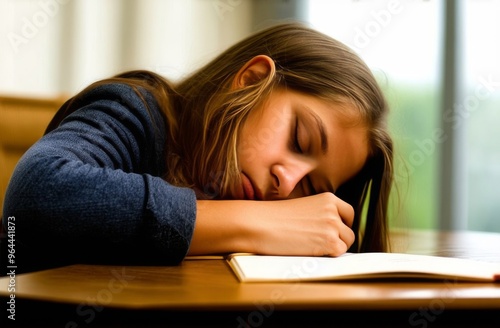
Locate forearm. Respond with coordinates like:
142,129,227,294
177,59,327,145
188,200,262,255
188,193,356,257
3,83,198,266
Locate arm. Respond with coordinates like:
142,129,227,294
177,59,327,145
189,192,355,257
2,84,196,271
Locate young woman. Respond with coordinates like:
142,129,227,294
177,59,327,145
2,23,393,273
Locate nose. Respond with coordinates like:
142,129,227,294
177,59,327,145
270,157,315,199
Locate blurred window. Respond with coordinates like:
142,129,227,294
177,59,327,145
307,0,443,229
464,1,500,232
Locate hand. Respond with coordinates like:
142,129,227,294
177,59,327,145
250,192,355,257
188,192,355,257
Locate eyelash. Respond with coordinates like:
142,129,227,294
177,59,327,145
293,117,317,195
293,117,303,154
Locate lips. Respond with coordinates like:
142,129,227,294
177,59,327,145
240,172,256,200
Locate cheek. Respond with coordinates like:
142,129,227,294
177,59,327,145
238,131,276,165
238,111,289,164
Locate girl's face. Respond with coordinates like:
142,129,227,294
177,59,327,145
233,89,369,200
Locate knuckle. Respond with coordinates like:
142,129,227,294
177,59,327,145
329,241,348,257
323,233,347,256
321,226,355,257
320,191,337,202
322,215,341,229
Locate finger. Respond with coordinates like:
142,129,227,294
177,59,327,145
334,197,355,228
322,220,355,257
338,224,355,251
323,233,350,257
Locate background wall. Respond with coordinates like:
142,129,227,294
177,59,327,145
0,0,253,97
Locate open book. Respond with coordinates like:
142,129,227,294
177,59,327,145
227,252,500,283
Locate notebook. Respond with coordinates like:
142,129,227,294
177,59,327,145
227,252,500,283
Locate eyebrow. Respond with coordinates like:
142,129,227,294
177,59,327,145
304,106,329,154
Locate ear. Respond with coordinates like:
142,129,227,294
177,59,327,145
232,55,275,89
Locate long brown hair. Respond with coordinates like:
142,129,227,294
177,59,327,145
174,23,393,252
47,22,394,252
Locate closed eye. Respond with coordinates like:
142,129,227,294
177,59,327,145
292,116,303,153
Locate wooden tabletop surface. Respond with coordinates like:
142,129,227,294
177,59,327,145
1,229,500,313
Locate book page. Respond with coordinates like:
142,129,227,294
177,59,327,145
228,253,500,282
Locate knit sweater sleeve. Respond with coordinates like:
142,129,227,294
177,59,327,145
2,83,197,272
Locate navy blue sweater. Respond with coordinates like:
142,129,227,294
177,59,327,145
1,83,197,273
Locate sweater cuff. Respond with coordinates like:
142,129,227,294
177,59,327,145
143,175,197,263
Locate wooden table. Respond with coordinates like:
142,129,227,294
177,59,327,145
1,229,500,327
